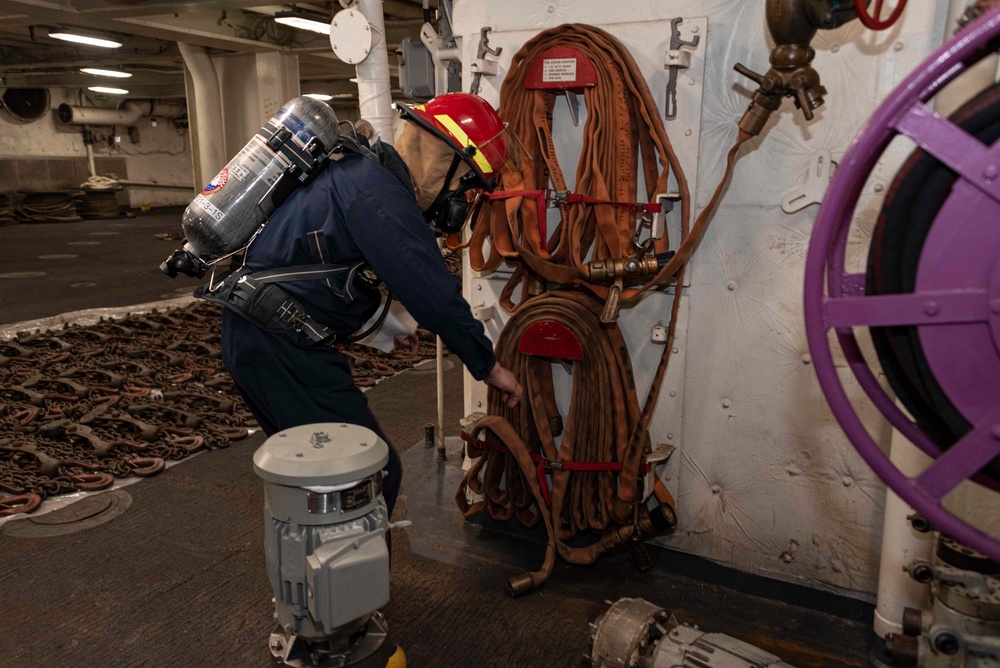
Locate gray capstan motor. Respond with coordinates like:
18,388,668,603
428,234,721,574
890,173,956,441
588,598,794,668
253,423,393,667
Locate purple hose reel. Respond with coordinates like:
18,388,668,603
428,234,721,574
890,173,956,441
804,9,1000,560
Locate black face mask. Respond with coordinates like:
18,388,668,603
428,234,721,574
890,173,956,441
422,152,481,236
426,190,471,235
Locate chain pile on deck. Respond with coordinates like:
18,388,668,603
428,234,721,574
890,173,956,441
0,301,444,517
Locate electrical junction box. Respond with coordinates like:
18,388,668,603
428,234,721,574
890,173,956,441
398,37,435,100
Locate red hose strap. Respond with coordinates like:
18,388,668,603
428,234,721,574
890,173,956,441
484,188,667,245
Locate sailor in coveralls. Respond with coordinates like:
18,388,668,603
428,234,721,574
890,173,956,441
221,93,523,515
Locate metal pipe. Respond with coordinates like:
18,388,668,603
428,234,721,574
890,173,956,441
117,180,194,190
874,414,934,639
86,143,96,179
436,335,445,460
178,42,227,190
57,100,186,126
353,0,395,141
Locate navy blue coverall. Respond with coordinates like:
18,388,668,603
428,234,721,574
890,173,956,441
220,144,497,515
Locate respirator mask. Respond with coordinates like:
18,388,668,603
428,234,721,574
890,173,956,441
422,152,480,236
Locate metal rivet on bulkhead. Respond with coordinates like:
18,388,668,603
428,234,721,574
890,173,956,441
722,399,731,408
711,485,722,495
831,44,840,53
801,353,812,365
279,432,286,437
669,391,677,397
842,476,854,487
726,281,737,291
990,299,1000,315
547,4,555,13
985,164,999,181
672,347,679,354
894,42,905,52
685,129,692,136
692,26,699,34
874,183,885,194
667,433,674,440
924,302,940,316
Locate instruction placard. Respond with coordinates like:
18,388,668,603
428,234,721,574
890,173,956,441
542,58,578,83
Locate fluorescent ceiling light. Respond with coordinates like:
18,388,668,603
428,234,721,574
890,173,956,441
80,67,131,78
303,93,333,101
88,86,129,95
49,31,122,49
274,10,331,35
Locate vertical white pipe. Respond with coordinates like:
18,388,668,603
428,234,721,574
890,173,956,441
436,335,445,458
936,0,1000,117
178,42,227,189
874,421,934,638
353,0,395,141
86,143,96,179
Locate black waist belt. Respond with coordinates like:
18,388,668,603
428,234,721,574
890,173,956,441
195,262,377,346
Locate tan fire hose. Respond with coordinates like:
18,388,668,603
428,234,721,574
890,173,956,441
457,24,751,594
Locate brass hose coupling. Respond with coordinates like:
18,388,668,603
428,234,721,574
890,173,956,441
600,503,678,552
587,250,676,286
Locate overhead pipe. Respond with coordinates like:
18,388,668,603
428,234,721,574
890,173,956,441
177,42,227,189
57,100,186,126
352,0,395,141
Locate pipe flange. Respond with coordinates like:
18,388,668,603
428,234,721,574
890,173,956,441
329,9,373,65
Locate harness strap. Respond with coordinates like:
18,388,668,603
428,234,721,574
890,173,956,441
195,268,339,345
258,120,329,175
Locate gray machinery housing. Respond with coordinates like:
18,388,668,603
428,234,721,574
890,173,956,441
887,534,1000,667
589,598,794,668
253,423,392,667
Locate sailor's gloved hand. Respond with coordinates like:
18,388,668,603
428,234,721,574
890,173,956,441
485,363,523,408
393,334,419,355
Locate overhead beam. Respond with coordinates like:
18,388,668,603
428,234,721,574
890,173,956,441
0,1,287,52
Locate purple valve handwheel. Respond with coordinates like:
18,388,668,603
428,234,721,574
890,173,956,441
804,9,1000,561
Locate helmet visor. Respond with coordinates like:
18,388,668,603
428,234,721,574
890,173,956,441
476,123,525,188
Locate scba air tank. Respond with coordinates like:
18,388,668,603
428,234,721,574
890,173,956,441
162,96,340,277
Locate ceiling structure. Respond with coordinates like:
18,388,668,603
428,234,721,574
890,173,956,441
0,0,432,103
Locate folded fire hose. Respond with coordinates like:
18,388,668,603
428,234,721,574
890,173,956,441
457,24,750,595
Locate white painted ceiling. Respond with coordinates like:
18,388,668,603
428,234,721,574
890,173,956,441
0,0,431,101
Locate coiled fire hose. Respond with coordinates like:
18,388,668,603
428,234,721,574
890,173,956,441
465,23,692,314
458,291,680,596
458,23,752,595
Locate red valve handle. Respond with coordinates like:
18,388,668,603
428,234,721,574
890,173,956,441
855,0,908,30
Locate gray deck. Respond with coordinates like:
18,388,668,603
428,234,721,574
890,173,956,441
0,215,871,667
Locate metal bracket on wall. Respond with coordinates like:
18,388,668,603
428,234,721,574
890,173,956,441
470,27,502,95
665,17,701,120
781,148,837,214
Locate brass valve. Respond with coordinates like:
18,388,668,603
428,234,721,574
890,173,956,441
586,251,676,286
735,0,865,136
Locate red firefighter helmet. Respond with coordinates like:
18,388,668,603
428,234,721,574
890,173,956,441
395,93,514,191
